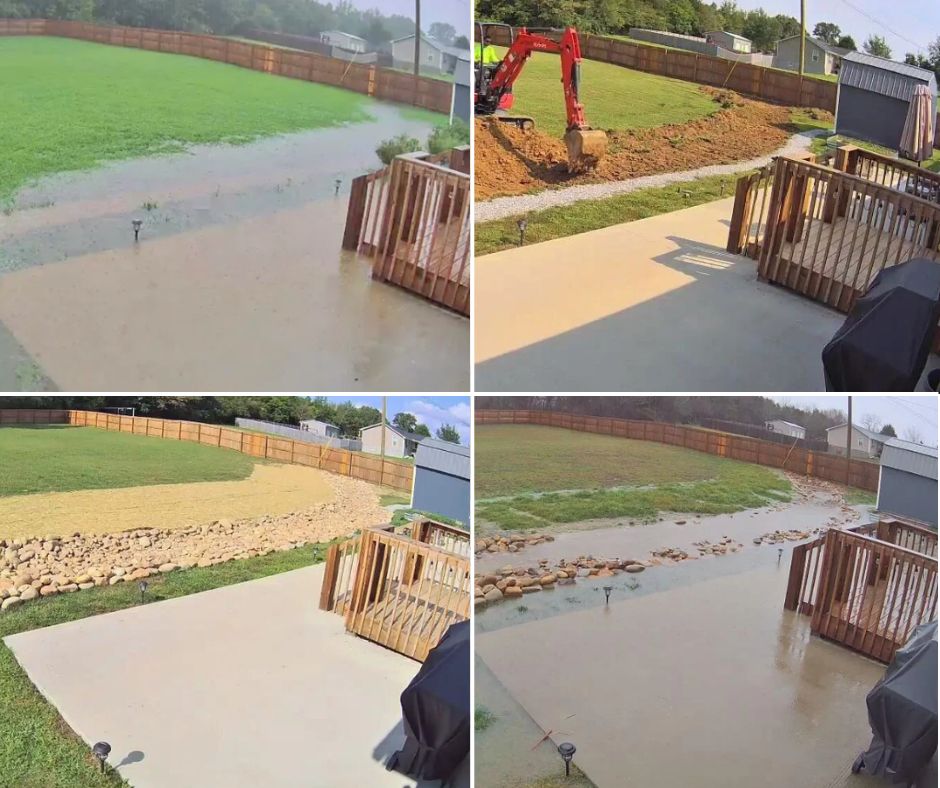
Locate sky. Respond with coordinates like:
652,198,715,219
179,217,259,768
354,0,470,34
326,395,471,444
736,0,938,59
771,395,938,446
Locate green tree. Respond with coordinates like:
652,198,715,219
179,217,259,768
741,9,780,53
393,412,418,432
414,423,431,438
429,21,456,45
453,34,470,49
435,424,461,444
813,21,841,44
863,35,891,58
880,424,898,437
837,34,857,51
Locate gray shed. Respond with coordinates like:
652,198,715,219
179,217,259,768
452,55,471,125
411,438,470,525
836,52,938,150
877,438,938,527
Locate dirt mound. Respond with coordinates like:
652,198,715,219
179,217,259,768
475,88,828,201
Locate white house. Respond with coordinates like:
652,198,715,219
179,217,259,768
392,33,447,73
299,419,340,438
764,419,806,440
359,423,426,458
826,423,888,459
319,30,368,54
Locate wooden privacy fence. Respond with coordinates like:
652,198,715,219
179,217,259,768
0,409,414,492
482,25,836,111
475,409,880,491
0,18,451,114
728,151,940,314
785,523,938,662
344,150,470,316
319,521,470,661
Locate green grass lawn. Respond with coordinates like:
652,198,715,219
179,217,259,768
475,425,792,529
0,426,257,496
494,46,718,138
476,171,742,255
0,543,329,788
0,36,378,201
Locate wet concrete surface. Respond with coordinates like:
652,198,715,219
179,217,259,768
476,498,870,576
476,558,886,788
0,103,469,390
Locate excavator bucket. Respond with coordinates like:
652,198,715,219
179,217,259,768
564,128,608,173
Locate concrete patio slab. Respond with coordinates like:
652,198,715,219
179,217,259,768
5,564,463,788
476,561,886,788
475,198,938,391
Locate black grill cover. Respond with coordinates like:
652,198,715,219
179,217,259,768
387,620,470,782
822,258,940,391
855,622,938,784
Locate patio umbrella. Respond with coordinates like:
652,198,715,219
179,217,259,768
899,84,935,164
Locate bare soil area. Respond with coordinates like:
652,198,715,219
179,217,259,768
475,89,825,201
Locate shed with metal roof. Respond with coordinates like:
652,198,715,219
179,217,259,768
836,52,938,150
412,438,470,524
877,438,938,527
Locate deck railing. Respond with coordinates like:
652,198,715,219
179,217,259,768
785,522,938,662
319,519,470,661
344,149,470,316
836,147,940,205
728,152,940,315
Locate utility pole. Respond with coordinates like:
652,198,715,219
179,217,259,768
413,0,421,78
799,0,806,77
380,395,387,488
846,395,853,487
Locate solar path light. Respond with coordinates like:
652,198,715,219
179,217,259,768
517,218,528,246
603,586,613,605
138,580,148,604
92,741,111,773
558,742,576,776
335,178,342,196
132,219,143,242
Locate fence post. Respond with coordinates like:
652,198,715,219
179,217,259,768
727,175,753,254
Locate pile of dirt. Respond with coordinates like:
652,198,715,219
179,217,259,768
475,87,828,201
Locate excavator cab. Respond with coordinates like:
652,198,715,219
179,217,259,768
474,22,518,117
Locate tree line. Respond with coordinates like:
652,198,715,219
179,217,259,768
477,0,939,71
0,0,463,48
1,396,462,444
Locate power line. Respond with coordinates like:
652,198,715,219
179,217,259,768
832,0,928,52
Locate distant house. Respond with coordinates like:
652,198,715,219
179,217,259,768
877,439,938,527
391,33,469,74
836,52,938,150
319,30,368,54
773,35,848,75
764,419,806,440
299,419,340,438
826,423,888,459
412,438,470,524
359,423,425,458
705,30,751,54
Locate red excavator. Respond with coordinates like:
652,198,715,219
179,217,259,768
474,22,608,172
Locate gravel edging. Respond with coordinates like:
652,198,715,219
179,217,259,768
474,129,826,224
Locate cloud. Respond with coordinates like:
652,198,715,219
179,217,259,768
406,398,471,444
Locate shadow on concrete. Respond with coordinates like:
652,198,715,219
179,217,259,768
114,750,145,768
373,721,471,788
477,235,845,391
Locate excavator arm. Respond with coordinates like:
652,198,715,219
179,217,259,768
481,27,607,171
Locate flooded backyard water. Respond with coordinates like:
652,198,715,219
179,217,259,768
0,103,469,390
476,494,888,788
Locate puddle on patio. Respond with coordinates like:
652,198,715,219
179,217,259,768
0,102,469,390
476,557,887,788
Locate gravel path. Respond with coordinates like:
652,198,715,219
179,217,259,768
474,129,826,224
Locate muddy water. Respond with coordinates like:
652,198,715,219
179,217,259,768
0,103,469,390
476,562,885,788
476,498,869,575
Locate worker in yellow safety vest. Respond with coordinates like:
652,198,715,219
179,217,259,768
475,36,501,65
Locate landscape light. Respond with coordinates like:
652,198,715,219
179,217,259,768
138,580,148,603
558,742,576,776
132,219,143,242
517,218,528,246
603,585,613,605
334,178,342,196
92,741,111,773
778,548,783,565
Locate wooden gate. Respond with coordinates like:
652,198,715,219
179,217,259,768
319,521,470,661
786,522,938,663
